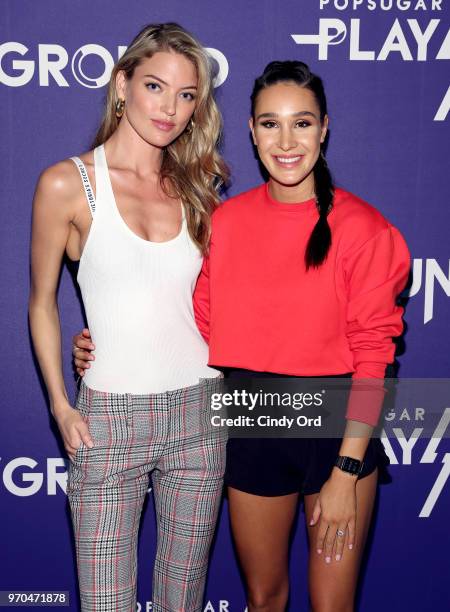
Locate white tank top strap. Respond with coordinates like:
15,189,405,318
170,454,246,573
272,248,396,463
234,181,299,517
70,156,96,218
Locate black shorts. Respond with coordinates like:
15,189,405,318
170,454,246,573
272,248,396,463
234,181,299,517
225,436,391,496
222,368,391,497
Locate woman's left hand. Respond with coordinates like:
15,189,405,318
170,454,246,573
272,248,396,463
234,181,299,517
309,467,357,563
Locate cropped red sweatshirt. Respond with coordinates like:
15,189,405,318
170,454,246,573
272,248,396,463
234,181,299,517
193,183,410,426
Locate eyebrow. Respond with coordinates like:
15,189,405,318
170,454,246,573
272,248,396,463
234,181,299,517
143,74,197,89
256,111,317,120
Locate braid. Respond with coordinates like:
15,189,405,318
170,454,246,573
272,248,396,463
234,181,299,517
304,152,334,269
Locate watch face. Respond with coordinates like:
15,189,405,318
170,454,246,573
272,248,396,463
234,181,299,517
344,457,360,472
338,456,363,474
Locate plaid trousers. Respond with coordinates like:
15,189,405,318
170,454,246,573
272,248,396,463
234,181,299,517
66,377,226,612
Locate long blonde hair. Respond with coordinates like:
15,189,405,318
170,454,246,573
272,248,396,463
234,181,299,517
93,22,229,253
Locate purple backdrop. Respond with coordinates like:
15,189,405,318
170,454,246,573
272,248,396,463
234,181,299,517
1,1,449,610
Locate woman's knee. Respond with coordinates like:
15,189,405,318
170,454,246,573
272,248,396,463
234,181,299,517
247,580,289,611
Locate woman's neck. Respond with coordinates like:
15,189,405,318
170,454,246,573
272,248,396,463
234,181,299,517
105,118,163,179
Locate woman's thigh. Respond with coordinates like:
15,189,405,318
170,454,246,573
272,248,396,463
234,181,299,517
304,469,378,612
228,487,299,592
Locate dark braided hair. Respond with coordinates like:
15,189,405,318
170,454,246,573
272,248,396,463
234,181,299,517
250,61,333,269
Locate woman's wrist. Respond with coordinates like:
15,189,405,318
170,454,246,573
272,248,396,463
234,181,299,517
330,466,358,485
49,393,72,419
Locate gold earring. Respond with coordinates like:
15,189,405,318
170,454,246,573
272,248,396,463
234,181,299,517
115,98,125,118
185,118,195,134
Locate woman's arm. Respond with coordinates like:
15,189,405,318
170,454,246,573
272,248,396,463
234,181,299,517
310,224,410,561
29,162,93,459
29,164,73,412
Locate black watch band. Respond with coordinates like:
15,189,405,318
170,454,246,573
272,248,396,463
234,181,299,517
334,455,364,476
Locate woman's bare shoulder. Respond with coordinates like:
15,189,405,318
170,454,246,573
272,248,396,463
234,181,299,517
34,150,96,214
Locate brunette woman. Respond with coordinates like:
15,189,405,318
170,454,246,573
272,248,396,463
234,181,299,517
195,61,410,612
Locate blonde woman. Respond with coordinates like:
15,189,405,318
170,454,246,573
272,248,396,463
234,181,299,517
29,23,228,612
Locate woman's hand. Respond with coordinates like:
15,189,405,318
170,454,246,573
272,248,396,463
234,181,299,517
73,328,95,376
309,467,357,563
53,402,94,462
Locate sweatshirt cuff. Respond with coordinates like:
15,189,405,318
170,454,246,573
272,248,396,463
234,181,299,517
346,366,387,426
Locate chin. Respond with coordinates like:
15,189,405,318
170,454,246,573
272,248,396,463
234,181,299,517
271,173,307,187
145,131,178,148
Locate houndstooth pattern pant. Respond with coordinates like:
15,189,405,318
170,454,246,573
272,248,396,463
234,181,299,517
66,377,226,612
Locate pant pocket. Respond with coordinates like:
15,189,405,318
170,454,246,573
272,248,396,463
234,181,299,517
72,440,85,464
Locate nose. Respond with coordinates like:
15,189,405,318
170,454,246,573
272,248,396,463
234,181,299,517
279,126,296,152
161,91,176,117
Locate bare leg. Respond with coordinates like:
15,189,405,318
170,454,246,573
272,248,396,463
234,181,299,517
228,487,299,612
304,469,378,612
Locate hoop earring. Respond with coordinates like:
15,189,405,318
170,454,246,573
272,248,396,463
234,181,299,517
185,118,195,134
115,98,125,118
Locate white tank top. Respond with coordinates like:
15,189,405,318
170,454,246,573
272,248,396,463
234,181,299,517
70,144,219,393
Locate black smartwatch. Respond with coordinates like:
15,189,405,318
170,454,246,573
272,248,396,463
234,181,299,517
334,455,364,476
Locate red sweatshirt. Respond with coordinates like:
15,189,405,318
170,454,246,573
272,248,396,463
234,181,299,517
194,183,410,425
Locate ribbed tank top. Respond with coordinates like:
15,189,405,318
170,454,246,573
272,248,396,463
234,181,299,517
70,144,219,393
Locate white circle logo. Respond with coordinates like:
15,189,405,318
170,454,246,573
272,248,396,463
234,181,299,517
205,47,229,88
71,44,116,89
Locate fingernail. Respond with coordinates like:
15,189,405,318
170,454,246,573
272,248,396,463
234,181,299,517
349,544,353,550
335,554,341,561
309,519,314,525
325,556,331,564
317,549,322,554
90,344,95,349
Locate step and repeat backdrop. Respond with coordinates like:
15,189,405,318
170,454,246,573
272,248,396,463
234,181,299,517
1,0,449,610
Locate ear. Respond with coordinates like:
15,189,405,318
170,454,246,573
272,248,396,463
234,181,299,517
320,114,329,144
115,69,127,101
249,117,257,146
